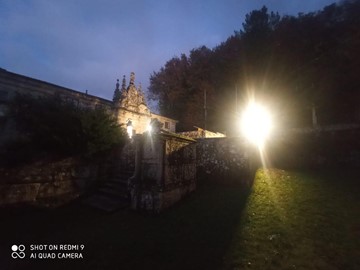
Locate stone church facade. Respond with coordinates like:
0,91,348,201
0,68,177,144
112,72,177,135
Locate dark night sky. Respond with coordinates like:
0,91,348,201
0,0,337,108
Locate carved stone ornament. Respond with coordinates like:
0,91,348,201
114,72,149,114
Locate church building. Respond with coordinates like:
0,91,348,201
0,68,177,144
112,72,177,135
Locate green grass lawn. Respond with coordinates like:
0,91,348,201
0,168,359,270
223,169,360,270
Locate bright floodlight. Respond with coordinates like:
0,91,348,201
241,102,272,148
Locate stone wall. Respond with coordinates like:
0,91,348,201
196,137,253,184
0,158,101,207
269,127,360,169
177,127,225,139
130,132,196,212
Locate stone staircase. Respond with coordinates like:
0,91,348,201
82,142,136,212
82,170,133,212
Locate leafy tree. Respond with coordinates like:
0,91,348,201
149,1,360,133
4,94,126,165
149,54,189,122
149,47,217,131
79,108,126,155
240,6,280,36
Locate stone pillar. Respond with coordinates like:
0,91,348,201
130,132,196,213
129,134,144,210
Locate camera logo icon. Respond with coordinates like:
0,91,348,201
11,245,25,259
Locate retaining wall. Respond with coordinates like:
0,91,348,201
0,158,101,206
196,137,253,184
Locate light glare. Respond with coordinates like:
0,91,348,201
147,123,152,133
127,125,133,139
241,102,272,148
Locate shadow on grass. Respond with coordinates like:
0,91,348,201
0,177,252,270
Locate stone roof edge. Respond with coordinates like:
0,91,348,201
160,130,196,142
193,126,225,134
0,68,112,105
152,112,178,123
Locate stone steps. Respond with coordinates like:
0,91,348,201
82,170,134,212
98,185,128,197
82,193,129,212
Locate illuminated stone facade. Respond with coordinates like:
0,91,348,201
113,72,177,135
